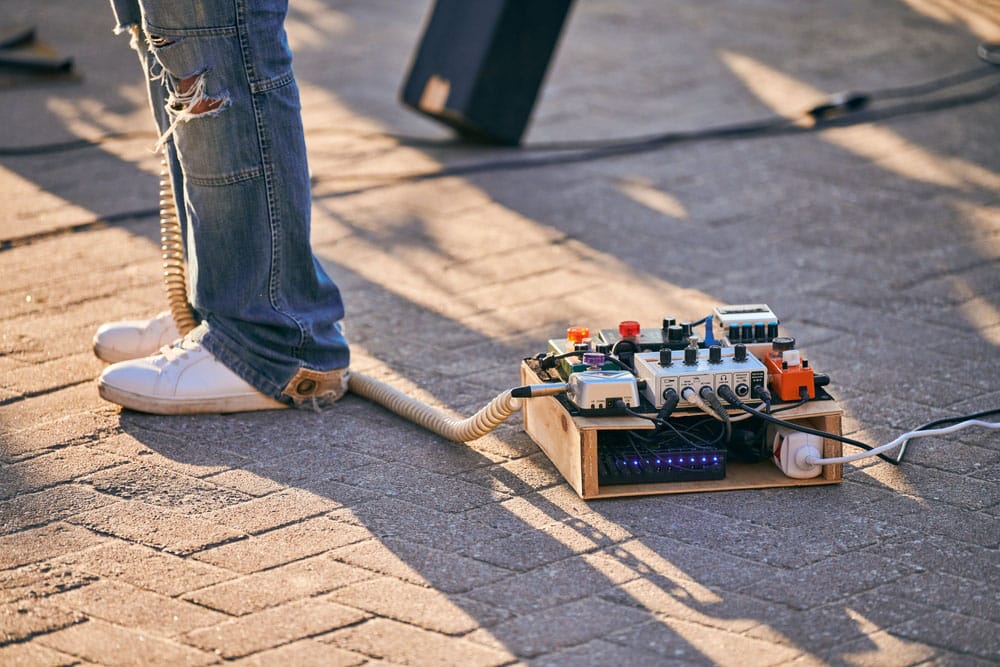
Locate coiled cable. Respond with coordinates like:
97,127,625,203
159,156,197,336
347,373,525,442
157,157,561,440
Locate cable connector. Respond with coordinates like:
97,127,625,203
510,383,568,399
751,384,772,412
807,92,870,122
657,388,680,423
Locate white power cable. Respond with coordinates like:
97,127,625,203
804,419,1000,465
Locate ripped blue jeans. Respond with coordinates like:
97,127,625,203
109,0,350,406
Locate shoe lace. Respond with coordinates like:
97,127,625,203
155,334,202,367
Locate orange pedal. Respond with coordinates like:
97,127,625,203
764,355,815,402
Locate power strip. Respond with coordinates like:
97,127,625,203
633,346,767,409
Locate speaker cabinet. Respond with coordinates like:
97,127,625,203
401,0,574,145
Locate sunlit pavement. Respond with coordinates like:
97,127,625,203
1,1,998,664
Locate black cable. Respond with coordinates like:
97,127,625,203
699,387,733,443
5,48,997,163
979,43,1000,66
771,386,811,415
891,407,1000,464
621,403,669,430
716,385,903,465
621,403,725,448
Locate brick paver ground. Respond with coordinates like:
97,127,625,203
2,1,999,664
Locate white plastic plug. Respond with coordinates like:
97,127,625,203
767,425,823,478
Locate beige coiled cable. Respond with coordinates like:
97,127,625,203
157,157,555,441
159,157,197,336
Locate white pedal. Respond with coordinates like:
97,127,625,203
565,370,640,411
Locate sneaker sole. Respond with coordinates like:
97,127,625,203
99,381,288,415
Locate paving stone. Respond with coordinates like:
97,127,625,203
671,479,917,530
807,627,941,667
201,469,285,497
246,445,384,486
892,610,1000,661
196,488,341,535
0,411,116,462
81,461,253,515
59,540,236,598
461,524,599,573
0,599,85,644
864,534,1000,583
329,577,489,635
51,579,228,638
922,650,999,667
0,446,125,499
328,537,512,594
744,585,938,651
458,452,566,496
607,616,802,667
892,505,1000,549
0,561,98,605
0,352,103,400
322,618,513,666
465,554,640,617
326,403,509,477
184,554,372,616
324,461,510,513
600,579,789,638
67,501,244,556
481,596,651,658
603,535,780,593
192,517,370,573
92,431,240,479
228,639,366,667
532,638,695,667
0,484,117,535
748,552,922,611
3,0,1000,664
0,523,105,571
0,641,80,667
848,462,1000,512
327,497,509,553
37,618,217,666
182,596,368,659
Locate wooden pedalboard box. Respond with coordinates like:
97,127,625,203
520,361,843,499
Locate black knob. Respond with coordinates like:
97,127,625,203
667,325,684,342
708,345,722,364
662,317,676,329
684,345,698,365
767,322,779,340
659,348,672,366
741,324,753,341
772,336,796,352
728,324,741,342
680,322,694,337
734,344,747,362
754,323,766,342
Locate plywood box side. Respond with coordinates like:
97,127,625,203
521,364,586,495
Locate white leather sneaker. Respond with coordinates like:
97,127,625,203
98,336,287,414
93,311,181,363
